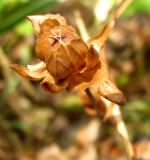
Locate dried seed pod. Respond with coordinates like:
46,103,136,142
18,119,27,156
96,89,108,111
28,14,99,81
11,14,124,104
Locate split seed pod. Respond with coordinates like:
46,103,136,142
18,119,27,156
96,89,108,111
11,14,124,104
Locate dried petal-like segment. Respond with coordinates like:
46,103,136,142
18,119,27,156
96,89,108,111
44,41,87,80
27,61,46,71
66,43,86,70
97,79,125,105
69,39,88,58
85,45,99,69
67,63,100,91
41,74,68,93
10,63,47,81
45,45,74,80
94,48,124,104
27,14,67,33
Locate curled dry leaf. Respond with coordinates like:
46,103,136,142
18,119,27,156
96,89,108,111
11,13,124,104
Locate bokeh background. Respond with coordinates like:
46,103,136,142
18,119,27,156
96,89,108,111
0,0,150,159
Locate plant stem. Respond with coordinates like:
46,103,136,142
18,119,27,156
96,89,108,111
74,1,135,158
102,97,135,160
85,88,98,113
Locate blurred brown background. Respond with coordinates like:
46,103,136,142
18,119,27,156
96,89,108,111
0,0,150,159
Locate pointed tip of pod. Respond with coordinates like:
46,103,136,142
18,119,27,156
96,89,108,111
27,15,43,33
104,92,126,105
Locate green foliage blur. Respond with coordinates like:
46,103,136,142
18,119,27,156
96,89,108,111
123,0,150,17
0,0,58,33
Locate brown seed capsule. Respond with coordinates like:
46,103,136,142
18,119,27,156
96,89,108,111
10,14,124,104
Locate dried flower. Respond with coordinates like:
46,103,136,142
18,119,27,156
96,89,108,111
11,14,124,104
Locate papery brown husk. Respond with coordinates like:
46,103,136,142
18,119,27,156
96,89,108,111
11,14,125,105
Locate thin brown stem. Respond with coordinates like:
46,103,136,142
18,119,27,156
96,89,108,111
102,98,135,160
88,0,132,44
85,88,98,113
114,0,132,19
73,10,90,41
74,2,135,159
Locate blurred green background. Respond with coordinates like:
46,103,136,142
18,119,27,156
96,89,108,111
0,0,150,159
